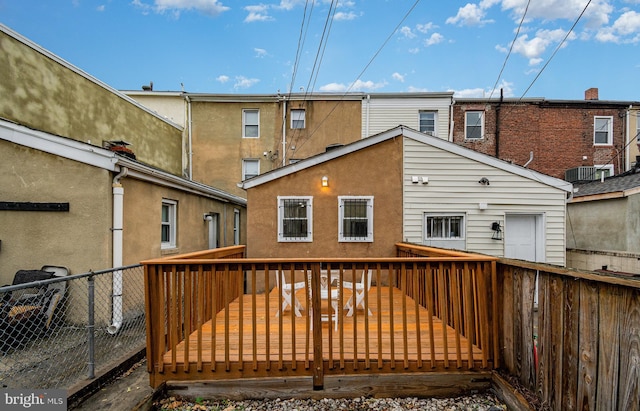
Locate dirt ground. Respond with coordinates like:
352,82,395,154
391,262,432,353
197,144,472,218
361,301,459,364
71,360,155,411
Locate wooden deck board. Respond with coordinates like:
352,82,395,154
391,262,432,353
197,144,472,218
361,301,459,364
164,286,484,365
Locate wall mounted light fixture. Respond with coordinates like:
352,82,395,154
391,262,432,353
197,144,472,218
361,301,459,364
322,176,329,187
491,222,502,240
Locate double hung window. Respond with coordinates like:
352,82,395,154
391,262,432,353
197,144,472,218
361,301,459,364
594,116,613,145
278,196,312,242
338,196,373,242
161,199,177,249
243,109,259,138
291,109,305,129
465,111,484,139
419,111,436,135
242,159,259,180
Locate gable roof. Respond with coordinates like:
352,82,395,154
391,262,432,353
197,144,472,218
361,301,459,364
239,125,572,193
570,170,640,202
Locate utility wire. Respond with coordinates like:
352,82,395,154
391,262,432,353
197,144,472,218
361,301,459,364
292,0,422,154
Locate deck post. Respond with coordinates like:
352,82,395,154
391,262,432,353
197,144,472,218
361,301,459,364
311,262,324,389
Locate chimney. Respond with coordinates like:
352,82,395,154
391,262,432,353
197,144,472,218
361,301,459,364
585,87,599,100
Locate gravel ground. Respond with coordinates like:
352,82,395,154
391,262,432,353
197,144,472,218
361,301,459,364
154,393,507,410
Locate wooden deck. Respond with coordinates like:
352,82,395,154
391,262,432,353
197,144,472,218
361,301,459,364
164,286,484,369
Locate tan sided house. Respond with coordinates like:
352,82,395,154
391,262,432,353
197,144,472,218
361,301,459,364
240,126,572,265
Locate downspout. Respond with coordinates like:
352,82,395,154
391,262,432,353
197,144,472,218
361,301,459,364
186,95,193,180
523,151,534,168
107,166,128,335
626,105,631,172
449,97,455,142
282,98,287,167
495,88,503,157
365,94,370,137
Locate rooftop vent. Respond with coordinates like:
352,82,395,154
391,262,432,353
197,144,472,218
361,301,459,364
325,143,343,152
104,140,136,160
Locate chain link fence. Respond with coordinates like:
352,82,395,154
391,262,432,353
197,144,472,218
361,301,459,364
0,265,146,391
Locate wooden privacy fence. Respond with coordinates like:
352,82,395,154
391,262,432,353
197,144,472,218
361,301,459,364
142,244,499,389
498,258,640,411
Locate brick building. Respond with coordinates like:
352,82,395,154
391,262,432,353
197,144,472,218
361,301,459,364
452,89,639,180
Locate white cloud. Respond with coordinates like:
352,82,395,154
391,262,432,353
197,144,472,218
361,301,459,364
392,72,405,82
234,76,260,89
97,5,106,12
502,28,575,65
449,80,514,98
141,0,230,17
400,26,416,38
446,3,494,26
499,0,612,28
254,48,268,58
416,22,436,33
408,47,420,54
245,5,273,22
425,33,444,46
334,11,358,21
319,79,387,92
596,10,640,43
407,86,429,92
216,75,230,83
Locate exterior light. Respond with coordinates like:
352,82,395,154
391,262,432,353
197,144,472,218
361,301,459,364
322,176,329,187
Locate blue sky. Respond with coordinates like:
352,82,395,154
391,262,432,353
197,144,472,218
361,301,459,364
1,0,639,100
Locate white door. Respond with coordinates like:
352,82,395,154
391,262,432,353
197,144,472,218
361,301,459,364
504,214,541,262
207,214,218,249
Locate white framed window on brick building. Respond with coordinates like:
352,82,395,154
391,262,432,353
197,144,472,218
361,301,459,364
594,164,614,179
243,109,259,138
242,159,260,180
465,111,484,139
291,109,305,129
278,196,313,242
338,196,373,242
161,199,177,249
419,111,437,136
594,116,613,145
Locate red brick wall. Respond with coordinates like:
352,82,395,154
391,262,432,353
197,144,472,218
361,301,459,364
452,101,626,179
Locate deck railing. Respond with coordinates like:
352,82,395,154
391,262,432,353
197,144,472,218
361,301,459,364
143,244,499,389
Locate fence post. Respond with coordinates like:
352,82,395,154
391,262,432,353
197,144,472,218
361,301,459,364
87,274,95,379
311,262,323,390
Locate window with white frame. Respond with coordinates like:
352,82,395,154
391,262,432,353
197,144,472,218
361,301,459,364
278,196,312,242
594,116,613,145
242,159,259,180
425,214,465,240
465,111,484,139
338,196,373,242
595,164,614,179
419,111,437,135
291,109,305,129
636,112,640,136
161,199,177,249
243,109,259,138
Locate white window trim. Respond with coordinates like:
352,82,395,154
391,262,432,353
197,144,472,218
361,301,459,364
234,209,240,245
465,111,484,140
424,213,466,241
338,196,373,243
594,116,613,146
242,159,260,180
243,109,260,138
277,196,313,242
161,199,177,250
291,109,305,129
419,111,437,136
594,164,614,179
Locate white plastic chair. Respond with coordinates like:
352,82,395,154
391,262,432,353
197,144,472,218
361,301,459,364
343,269,372,316
275,270,305,317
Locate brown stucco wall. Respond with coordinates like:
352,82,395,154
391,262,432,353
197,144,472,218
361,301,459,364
0,30,183,175
284,99,363,161
190,101,280,197
0,140,112,284
246,138,403,259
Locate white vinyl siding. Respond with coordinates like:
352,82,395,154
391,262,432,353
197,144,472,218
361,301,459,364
403,137,568,266
361,96,450,139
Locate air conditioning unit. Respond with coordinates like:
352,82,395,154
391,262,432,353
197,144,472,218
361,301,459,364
565,166,597,183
